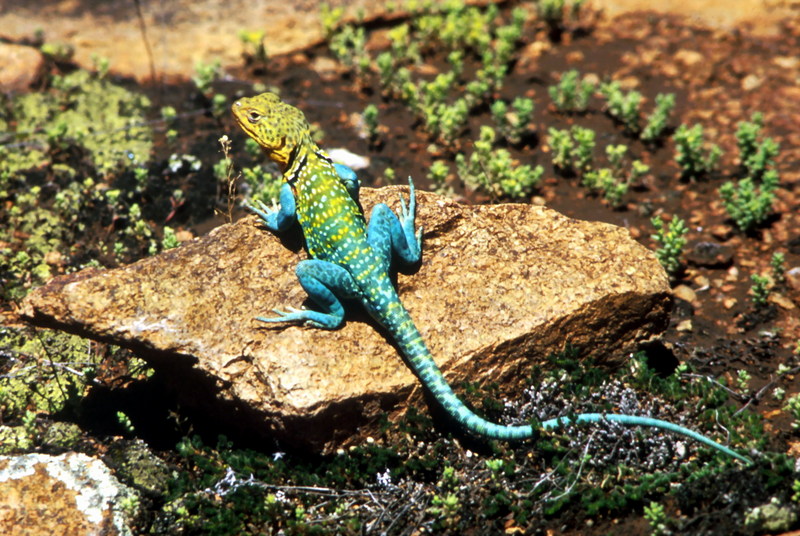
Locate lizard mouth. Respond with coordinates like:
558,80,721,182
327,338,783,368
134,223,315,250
231,101,251,129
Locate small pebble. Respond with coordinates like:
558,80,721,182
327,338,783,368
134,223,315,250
672,285,697,303
686,240,733,268
786,267,800,292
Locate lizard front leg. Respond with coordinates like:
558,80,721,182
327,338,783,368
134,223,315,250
257,259,361,329
247,182,296,232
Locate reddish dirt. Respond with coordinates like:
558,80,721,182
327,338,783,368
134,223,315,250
0,0,796,81
3,3,800,534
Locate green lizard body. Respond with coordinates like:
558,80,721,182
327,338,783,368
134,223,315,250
232,92,749,464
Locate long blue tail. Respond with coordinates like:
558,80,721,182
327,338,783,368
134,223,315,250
542,414,751,464
383,299,750,464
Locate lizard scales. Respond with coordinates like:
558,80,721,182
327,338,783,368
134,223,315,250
232,92,749,463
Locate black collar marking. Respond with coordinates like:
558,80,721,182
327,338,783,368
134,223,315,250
286,149,307,184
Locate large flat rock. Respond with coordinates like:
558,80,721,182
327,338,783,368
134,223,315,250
20,187,671,452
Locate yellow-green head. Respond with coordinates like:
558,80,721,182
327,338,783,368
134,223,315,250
231,92,314,169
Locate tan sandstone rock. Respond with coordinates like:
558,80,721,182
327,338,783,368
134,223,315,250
0,43,44,92
20,187,671,452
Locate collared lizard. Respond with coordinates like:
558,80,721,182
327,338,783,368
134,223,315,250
232,92,750,464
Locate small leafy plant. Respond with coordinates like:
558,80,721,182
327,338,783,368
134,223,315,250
736,370,752,395
320,3,345,38
548,132,647,207
770,252,786,286
547,125,595,174
241,165,282,208
427,465,462,530
538,0,587,35
582,167,628,207
329,22,371,86
641,93,676,142
238,29,268,65
427,160,454,197
605,144,628,171
736,112,780,180
362,104,382,148
750,273,771,307
604,144,649,183
457,126,544,199
784,394,800,429
116,411,136,434
161,227,180,250
718,112,781,232
491,97,534,145
399,72,471,146
600,80,642,134
192,59,222,98
375,52,397,95
429,99,470,146
793,480,800,503
673,123,722,179
538,0,568,27
571,126,596,172
651,215,688,279
161,105,179,144
548,127,574,171
719,170,779,232
643,501,669,536
549,70,595,113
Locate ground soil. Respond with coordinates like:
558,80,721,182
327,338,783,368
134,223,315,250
0,0,796,81
3,1,800,534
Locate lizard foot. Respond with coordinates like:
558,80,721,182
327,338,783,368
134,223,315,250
246,199,280,226
255,307,340,330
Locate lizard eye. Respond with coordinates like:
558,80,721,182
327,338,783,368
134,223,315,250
247,110,261,124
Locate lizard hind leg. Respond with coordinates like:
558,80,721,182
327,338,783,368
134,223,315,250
367,177,422,269
256,259,360,329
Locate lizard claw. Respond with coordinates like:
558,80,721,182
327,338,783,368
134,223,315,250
255,306,306,324
398,176,417,228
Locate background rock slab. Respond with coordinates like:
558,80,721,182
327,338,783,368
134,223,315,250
20,187,671,452
0,1,789,83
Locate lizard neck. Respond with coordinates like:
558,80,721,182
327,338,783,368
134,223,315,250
283,138,333,186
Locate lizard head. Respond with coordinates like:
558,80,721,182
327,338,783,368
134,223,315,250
231,92,313,168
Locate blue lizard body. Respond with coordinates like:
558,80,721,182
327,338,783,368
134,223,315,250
232,92,750,464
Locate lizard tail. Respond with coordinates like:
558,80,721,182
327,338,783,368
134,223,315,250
383,299,751,464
